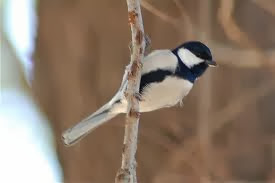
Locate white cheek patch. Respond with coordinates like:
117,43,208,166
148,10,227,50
177,48,204,68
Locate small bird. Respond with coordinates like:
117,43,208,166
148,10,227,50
62,41,217,146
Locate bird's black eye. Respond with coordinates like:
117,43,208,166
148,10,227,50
194,51,211,60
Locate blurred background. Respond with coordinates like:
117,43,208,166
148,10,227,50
1,0,275,182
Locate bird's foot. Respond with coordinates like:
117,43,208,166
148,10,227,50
134,92,144,101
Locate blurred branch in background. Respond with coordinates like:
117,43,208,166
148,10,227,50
218,0,274,72
210,43,275,68
251,0,275,17
218,0,257,47
197,0,213,182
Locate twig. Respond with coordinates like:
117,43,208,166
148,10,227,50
115,0,145,182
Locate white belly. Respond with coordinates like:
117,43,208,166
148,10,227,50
139,77,193,112
110,77,193,113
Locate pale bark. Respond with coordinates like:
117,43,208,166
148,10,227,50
115,0,145,182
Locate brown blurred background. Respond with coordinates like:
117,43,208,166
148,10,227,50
30,0,275,182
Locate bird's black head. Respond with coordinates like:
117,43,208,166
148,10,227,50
173,41,217,80
182,41,213,61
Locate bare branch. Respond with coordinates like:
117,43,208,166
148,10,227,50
115,0,145,182
172,0,192,24
209,42,275,68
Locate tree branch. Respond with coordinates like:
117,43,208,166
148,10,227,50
115,0,145,182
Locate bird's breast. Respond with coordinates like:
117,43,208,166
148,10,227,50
139,76,193,112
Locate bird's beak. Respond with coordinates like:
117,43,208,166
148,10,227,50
205,60,217,67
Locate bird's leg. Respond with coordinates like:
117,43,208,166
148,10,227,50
134,92,144,101
118,65,131,92
144,34,152,56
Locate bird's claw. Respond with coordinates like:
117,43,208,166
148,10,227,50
134,92,143,101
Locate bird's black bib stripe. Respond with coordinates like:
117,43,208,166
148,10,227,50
139,70,173,94
172,49,207,82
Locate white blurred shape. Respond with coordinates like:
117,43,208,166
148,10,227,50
0,91,63,183
1,2,63,181
3,0,36,82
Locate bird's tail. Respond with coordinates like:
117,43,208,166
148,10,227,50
62,101,119,146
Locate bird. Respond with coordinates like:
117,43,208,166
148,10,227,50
62,41,217,146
